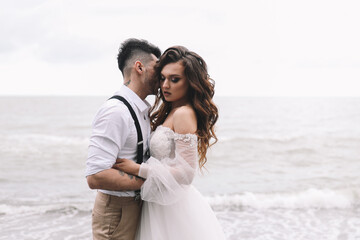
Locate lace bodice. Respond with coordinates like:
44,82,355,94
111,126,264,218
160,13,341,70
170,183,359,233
150,125,197,161
139,125,198,205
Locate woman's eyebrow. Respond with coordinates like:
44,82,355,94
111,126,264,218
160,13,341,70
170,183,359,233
162,73,182,77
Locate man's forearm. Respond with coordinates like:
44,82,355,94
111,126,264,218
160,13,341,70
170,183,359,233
87,168,144,191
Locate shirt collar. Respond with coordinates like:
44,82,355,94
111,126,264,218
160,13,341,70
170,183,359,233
114,85,150,113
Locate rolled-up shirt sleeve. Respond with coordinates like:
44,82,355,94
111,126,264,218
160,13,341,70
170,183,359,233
86,105,130,176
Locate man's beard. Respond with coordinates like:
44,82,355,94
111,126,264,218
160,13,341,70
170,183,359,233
149,79,160,95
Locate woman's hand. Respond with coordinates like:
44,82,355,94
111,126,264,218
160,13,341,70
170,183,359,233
112,158,140,176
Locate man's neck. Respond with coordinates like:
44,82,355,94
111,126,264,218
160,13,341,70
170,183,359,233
124,82,147,100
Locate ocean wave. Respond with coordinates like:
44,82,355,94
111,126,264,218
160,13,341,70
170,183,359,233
206,188,360,210
4,134,89,146
217,135,360,145
217,135,303,143
0,202,92,216
274,148,317,155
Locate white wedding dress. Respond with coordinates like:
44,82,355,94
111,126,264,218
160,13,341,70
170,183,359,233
135,125,226,240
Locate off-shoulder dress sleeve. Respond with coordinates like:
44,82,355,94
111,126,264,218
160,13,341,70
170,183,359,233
138,133,198,205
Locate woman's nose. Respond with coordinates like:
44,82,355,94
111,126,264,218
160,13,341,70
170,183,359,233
162,79,170,89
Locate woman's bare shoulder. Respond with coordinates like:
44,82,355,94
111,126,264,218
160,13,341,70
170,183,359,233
173,105,197,134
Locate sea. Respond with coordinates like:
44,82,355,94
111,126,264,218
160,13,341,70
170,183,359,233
0,96,360,240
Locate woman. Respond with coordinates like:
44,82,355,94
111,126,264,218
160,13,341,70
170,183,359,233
113,46,226,240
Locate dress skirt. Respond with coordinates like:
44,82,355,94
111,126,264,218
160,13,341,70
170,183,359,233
136,185,226,240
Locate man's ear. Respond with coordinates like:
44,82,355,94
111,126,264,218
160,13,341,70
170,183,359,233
135,61,144,74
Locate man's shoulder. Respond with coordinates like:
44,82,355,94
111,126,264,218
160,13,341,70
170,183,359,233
94,98,132,123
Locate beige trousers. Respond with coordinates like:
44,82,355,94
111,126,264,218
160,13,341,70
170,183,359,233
92,191,142,240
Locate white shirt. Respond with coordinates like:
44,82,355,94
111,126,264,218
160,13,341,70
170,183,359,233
86,86,151,197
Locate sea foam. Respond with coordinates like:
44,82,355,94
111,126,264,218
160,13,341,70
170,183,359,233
207,188,360,210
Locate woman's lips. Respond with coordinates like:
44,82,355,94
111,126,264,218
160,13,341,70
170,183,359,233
163,91,171,96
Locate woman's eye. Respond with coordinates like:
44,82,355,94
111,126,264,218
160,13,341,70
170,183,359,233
171,77,180,83
160,76,165,81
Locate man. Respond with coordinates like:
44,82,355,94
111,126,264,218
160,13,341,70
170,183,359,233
86,38,161,240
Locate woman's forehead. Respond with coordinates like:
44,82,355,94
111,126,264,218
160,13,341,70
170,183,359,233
161,62,185,75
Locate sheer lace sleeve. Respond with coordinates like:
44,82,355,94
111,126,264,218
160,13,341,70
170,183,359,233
138,133,198,205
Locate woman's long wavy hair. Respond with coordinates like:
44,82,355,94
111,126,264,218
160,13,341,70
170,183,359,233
149,46,218,169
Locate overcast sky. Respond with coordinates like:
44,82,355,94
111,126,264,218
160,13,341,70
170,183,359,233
1,0,359,96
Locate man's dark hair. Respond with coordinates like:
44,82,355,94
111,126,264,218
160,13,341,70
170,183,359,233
117,38,161,76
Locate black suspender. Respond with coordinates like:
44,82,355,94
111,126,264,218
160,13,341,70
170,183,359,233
109,95,144,164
